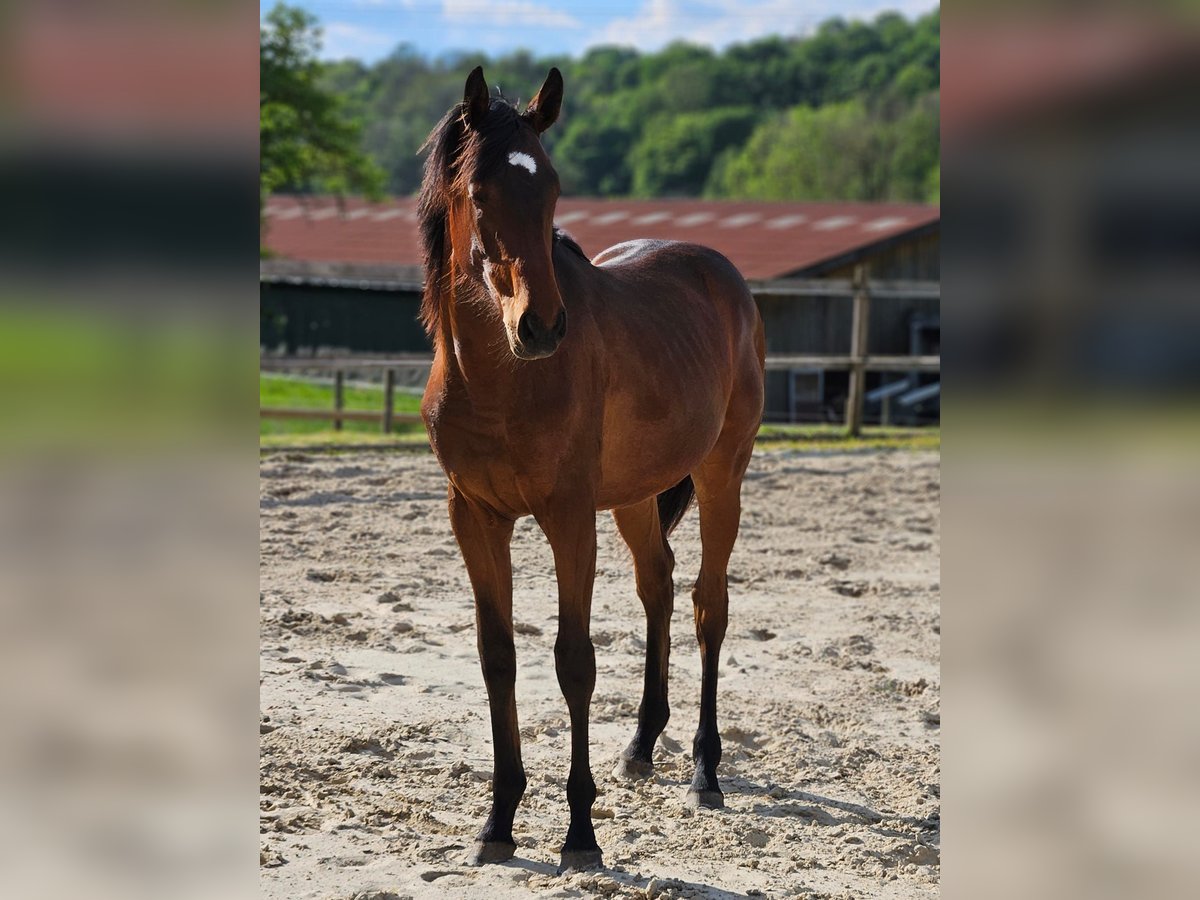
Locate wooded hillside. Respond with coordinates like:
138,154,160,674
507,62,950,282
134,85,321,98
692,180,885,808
264,5,939,204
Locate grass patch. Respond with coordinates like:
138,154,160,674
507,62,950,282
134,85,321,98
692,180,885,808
259,429,432,450
755,423,939,453
1,304,255,451
260,374,424,437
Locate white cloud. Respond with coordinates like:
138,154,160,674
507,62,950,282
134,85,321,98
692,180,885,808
348,0,417,8
442,0,583,31
588,0,938,53
320,22,394,60
591,0,679,50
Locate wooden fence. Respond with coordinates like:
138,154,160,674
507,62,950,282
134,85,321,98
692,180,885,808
754,268,939,434
260,355,429,433
260,269,939,436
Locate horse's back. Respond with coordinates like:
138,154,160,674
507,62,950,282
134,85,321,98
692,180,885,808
591,238,674,270
594,238,742,289
592,238,762,370
595,236,752,304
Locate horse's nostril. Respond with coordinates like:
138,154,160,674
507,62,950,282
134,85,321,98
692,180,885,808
554,309,567,340
517,311,536,345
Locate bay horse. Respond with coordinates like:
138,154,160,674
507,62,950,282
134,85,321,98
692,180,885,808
418,66,765,870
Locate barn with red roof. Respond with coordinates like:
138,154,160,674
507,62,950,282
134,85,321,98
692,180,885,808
261,196,939,422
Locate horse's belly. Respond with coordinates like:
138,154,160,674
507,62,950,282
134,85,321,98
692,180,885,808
595,394,725,509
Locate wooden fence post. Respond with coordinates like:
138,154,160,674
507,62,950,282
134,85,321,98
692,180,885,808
845,265,871,436
383,368,395,434
334,370,345,431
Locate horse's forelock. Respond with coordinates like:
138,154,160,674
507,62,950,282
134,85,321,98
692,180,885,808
452,100,526,193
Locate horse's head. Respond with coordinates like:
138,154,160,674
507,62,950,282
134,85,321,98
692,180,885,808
432,66,566,361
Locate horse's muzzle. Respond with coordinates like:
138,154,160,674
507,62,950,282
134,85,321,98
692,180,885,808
512,308,567,360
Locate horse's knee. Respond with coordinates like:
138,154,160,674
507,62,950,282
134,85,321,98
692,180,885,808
478,635,517,686
554,635,596,696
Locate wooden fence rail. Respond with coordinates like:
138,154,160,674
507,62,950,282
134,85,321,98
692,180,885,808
260,271,939,435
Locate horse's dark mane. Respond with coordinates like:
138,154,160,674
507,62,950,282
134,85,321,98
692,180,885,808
418,98,541,338
554,226,587,261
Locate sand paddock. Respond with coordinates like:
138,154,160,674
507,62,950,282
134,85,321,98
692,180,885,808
260,448,940,899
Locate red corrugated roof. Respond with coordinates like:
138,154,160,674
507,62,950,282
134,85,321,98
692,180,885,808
263,196,938,281
942,17,1199,140
14,12,255,140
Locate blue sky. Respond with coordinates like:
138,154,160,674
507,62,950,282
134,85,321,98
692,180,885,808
271,1,939,63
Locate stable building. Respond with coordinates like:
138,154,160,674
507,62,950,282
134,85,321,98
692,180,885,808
261,196,939,422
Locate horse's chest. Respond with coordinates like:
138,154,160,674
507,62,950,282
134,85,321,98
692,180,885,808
424,400,539,516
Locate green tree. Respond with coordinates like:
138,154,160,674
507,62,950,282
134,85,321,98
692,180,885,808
555,118,635,196
260,3,384,205
890,62,937,103
888,93,940,200
631,107,758,197
571,46,641,102
708,91,938,203
258,6,941,203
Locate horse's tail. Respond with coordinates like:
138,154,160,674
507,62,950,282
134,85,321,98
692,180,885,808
657,476,695,538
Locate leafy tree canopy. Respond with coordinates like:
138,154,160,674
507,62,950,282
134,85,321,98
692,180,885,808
262,5,939,204
260,3,384,202
706,94,939,204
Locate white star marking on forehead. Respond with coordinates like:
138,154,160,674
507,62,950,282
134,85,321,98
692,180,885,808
508,152,537,175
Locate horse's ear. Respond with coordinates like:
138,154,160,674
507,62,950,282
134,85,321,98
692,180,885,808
524,67,563,134
463,66,489,129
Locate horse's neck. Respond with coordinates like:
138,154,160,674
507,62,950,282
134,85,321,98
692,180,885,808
436,269,516,393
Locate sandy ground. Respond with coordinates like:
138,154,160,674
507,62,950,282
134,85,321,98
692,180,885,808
260,448,940,900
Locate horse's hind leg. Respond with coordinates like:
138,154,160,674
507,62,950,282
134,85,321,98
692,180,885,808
687,438,754,809
611,498,674,779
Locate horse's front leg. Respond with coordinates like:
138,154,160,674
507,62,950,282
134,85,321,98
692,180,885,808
448,487,524,865
538,502,602,870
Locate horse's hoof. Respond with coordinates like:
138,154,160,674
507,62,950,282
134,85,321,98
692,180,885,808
686,789,725,810
612,753,654,780
558,848,604,872
468,840,516,865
